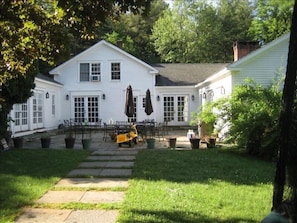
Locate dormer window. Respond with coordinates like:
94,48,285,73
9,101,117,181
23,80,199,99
80,63,101,82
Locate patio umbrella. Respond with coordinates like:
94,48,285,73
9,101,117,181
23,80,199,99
145,89,153,116
125,85,134,121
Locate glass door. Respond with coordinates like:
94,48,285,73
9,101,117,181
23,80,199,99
73,96,99,124
32,91,44,129
163,95,189,124
14,102,29,132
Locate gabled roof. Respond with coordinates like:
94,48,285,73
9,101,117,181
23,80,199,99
153,63,228,86
49,40,158,75
228,33,290,70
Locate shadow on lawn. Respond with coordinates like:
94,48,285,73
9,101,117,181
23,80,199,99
120,209,258,223
0,149,87,220
133,149,274,185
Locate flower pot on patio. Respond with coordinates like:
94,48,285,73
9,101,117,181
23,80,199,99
168,138,176,149
190,138,200,149
65,137,76,149
13,137,24,149
207,138,216,148
41,137,51,148
146,138,155,149
82,139,92,150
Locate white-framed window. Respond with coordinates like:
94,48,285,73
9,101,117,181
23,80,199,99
80,62,101,82
51,94,56,116
111,62,121,80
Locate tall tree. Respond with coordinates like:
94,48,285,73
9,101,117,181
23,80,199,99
152,0,253,63
249,0,294,44
272,0,297,220
101,0,168,63
0,0,151,139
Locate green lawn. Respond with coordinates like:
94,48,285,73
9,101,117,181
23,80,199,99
0,149,88,223
0,147,275,223
118,148,275,223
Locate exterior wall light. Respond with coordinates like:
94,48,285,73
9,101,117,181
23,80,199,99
157,95,160,101
191,95,195,101
202,92,206,99
45,92,49,99
66,94,69,100
102,94,106,100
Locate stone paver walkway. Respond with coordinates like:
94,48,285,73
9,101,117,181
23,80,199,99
15,141,141,223
15,130,197,222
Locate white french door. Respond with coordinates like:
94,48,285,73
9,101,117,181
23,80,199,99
13,102,29,132
32,91,44,129
163,95,189,125
73,96,100,124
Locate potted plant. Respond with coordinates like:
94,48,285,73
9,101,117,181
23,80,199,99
13,136,24,149
65,126,76,149
40,133,51,148
81,122,92,150
144,123,156,149
190,137,200,149
190,102,217,143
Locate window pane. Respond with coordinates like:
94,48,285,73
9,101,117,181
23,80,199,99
80,63,89,81
111,62,120,80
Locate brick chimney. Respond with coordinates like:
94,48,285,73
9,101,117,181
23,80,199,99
233,41,259,61
117,40,123,49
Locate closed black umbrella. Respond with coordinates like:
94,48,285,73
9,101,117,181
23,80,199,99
125,85,134,119
145,89,153,116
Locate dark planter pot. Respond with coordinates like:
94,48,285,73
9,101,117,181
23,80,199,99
207,138,216,148
65,138,76,149
13,137,24,149
168,138,176,149
146,138,155,149
41,138,51,148
190,138,200,149
5,131,12,145
82,139,92,150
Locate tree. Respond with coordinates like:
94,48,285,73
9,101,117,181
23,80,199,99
272,0,297,220
101,0,168,63
0,0,151,139
152,0,253,63
248,0,294,44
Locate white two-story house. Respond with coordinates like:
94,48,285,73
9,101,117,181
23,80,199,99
9,33,290,137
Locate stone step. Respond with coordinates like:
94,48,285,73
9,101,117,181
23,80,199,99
79,161,134,168
67,168,132,178
55,178,129,188
15,208,118,223
86,155,136,161
37,191,125,204
92,150,139,155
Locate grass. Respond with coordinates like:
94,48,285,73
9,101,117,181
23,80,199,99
0,148,88,223
0,146,276,223
118,148,275,223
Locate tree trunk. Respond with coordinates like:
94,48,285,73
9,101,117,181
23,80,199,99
272,0,297,218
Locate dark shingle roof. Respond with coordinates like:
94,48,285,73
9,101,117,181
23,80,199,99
152,63,228,86
36,73,63,85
